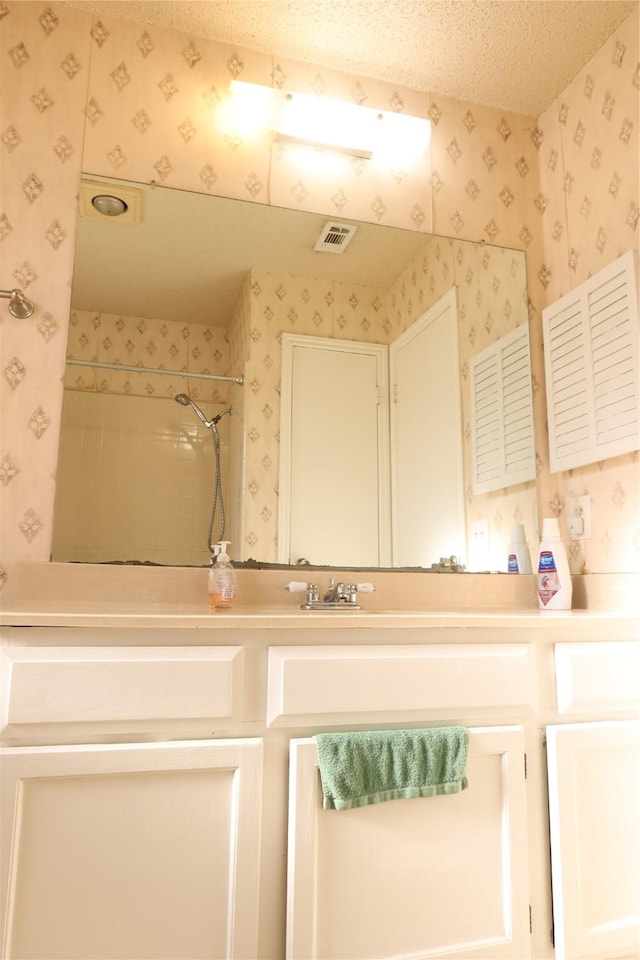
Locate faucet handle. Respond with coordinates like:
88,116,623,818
354,582,376,593
285,581,319,604
284,581,309,592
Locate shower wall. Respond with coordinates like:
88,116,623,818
53,308,233,565
65,309,231,403
52,391,231,565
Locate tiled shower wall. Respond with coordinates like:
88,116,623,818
54,307,232,564
52,390,231,566
1,1,638,597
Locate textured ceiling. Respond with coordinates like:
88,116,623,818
62,0,637,116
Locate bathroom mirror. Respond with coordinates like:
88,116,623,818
52,178,537,569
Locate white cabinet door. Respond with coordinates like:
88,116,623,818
287,726,529,960
546,721,640,960
0,738,263,960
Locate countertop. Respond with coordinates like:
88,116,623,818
2,563,638,633
2,601,639,633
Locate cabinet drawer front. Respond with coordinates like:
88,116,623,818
2,647,243,735
554,641,640,713
267,644,532,726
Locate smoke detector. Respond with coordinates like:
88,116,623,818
313,221,358,254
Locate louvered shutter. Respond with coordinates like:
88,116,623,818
542,249,639,473
470,323,536,493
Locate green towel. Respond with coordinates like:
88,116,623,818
315,726,469,810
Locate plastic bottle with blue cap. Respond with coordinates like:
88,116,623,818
536,518,572,610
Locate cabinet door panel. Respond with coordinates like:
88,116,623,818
287,726,529,960
0,739,262,960
546,721,640,960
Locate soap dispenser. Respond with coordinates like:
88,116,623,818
209,541,236,609
207,544,221,611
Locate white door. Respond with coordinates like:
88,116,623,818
287,726,530,960
546,721,640,960
0,739,263,960
278,334,390,566
389,288,465,567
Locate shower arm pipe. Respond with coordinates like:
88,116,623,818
66,357,244,385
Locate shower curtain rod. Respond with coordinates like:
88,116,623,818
66,357,244,385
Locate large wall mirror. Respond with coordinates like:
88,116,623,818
52,176,537,570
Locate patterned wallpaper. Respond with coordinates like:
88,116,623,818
64,308,231,403
537,8,639,574
1,1,638,597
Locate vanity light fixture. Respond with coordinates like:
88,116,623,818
229,80,431,163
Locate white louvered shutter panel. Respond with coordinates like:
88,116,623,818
542,249,640,473
470,323,536,493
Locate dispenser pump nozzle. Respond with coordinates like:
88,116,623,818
217,541,231,561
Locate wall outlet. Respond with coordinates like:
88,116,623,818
471,519,489,544
568,494,591,540
469,519,490,571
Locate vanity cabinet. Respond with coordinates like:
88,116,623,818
0,642,262,960
1,625,638,960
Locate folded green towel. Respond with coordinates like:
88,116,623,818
315,726,469,810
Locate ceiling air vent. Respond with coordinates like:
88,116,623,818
313,221,357,254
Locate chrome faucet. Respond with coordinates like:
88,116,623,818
323,578,352,603
284,578,375,610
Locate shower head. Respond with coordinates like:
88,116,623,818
0,287,35,319
174,394,231,429
174,393,209,426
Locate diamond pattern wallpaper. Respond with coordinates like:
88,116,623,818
0,1,638,594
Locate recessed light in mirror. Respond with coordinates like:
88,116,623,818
79,179,142,223
91,194,128,217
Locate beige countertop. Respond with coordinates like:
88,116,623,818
1,563,638,632
2,602,639,634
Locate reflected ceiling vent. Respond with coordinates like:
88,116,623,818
313,221,357,254
79,179,143,224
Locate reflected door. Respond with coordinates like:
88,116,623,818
390,288,465,567
278,335,390,566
